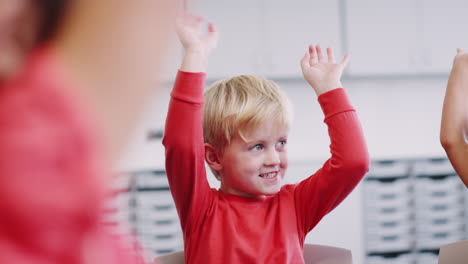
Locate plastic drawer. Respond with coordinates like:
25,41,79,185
367,160,410,179
134,192,175,208
414,191,464,208
415,231,465,250
416,222,464,235
414,176,463,193
415,199,464,213
416,213,464,225
139,234,183,251
365,209,412,224
135,215,181,236
364,179,411,199
134,205,178,220
365,195,412,213
412,159,455,176
416,205,464,219
135,221,181,235
135,171,168,189
366,222,412,237
366,234,412,253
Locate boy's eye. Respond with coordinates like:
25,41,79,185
251,144,264,151
277,140,287,147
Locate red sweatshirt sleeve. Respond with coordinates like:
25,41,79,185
162,71,212,233
294,88,370,236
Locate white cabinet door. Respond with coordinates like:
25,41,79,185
195,0,264,80
346,0,420,75
263,0,342,79
421,0,468,74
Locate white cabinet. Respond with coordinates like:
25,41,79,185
195,0,265,79
346,0,421,75
346,0,468,76
421,0,468,73
195,0,342,79
263,0,342,78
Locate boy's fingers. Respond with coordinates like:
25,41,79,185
309,45,318,65
207,23,219,46
208,22,217,33
457,48,464,54
316,45,324,63
340,54,350,68
327,47,336,63
207,23,219,38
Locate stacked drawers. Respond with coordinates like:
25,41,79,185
364,158,468,264
134,191,183,256
413,159,465,250
133,170,183,259
364,160,412,254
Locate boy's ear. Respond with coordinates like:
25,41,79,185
205,143,223,172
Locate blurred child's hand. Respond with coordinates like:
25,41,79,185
176,13,218,57
300,45,349,96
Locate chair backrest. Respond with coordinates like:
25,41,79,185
303,244,353,264
438,240,468,264
154,244,352,264
154,251,184,264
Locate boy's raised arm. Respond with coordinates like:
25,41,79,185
162,13,218,230
440,48,468,187
295,45,369,233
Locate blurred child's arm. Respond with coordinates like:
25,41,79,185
294,45,370,234
50,0,181,161
162,14,218,231
440,48,468,187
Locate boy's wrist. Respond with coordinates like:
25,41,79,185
180,51,209,73
313,82,343,96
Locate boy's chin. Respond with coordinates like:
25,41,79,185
257,187,281,196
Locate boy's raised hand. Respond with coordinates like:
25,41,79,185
301,45,350,96
176,13,218,72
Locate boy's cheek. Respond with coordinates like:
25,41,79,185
280,153,289,168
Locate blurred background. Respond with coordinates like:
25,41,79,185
105,1,468,263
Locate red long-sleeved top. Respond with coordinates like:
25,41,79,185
163,71,369,264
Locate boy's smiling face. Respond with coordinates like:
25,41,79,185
218,120,289,198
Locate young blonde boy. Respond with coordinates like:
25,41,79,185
163,14,369,263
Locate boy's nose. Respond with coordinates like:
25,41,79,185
264,149,280,166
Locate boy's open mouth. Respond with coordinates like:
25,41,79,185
259,171,278,179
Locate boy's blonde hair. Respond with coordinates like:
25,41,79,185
203,75,292,154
